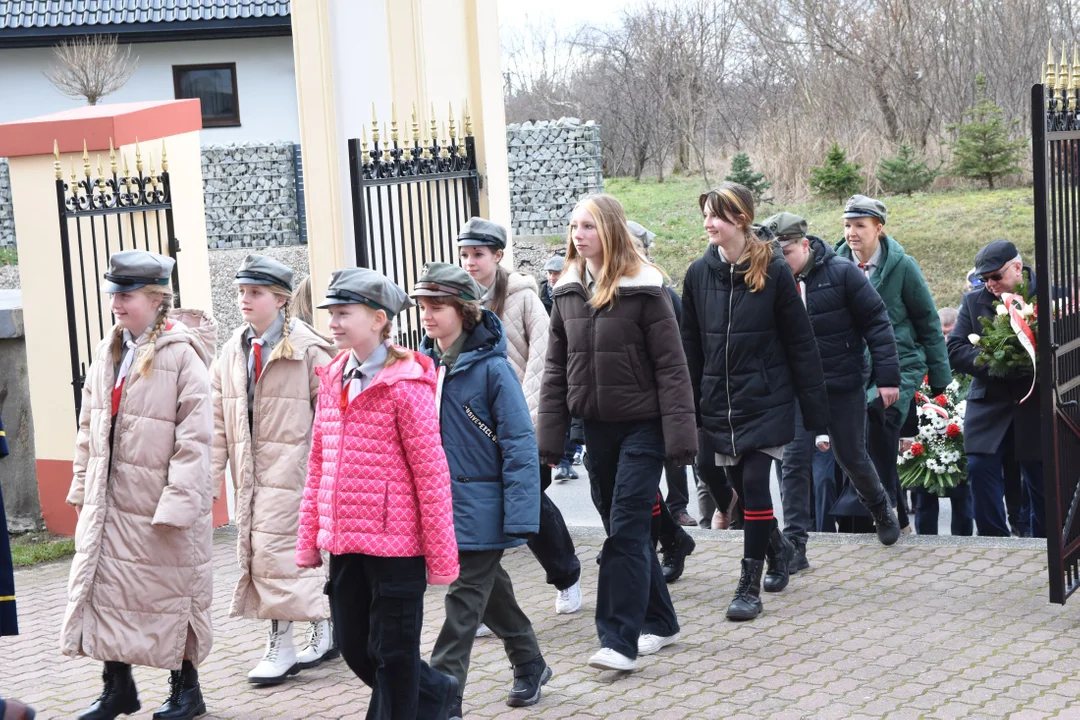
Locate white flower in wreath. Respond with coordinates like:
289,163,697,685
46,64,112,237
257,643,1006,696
949,465,960,473
968,333,981,346
996,304,1008,316
947,379,960,393
1023,303,1034,318
919,425,935,440
956,400,967,418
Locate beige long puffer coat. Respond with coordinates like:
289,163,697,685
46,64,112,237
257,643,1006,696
61,309,216,671
500,272,549,425
212,319,334,622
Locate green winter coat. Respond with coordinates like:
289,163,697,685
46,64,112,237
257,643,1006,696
835,235,950,424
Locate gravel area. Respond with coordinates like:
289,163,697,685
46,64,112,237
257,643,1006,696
207,245,310,349
0,264,20,290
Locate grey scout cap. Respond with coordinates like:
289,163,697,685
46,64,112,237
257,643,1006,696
456,217,507,249
317,267,414,314
974,239,1021,277
543,255,565,273
763,212,808,247
626,221,656,249
235,253,294,291
103,250,175,293
410,262,485,301
842,194,888,225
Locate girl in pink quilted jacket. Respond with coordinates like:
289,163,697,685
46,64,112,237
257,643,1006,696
295,268,460,720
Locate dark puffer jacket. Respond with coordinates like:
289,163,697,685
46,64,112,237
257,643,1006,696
798,236,900,393
537,261,697,466
681,244,829,457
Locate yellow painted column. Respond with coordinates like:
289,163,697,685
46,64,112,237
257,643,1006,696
291,0,347,329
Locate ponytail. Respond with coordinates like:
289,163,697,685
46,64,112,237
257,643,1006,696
380,321,412,367
488,264,510,318
742,227,773,293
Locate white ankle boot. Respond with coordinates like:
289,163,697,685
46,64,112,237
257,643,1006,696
296,619,339,669
247,620,299,685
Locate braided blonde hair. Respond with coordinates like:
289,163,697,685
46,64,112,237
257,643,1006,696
125,285,175,378
265,284,297,362
379,317,412,367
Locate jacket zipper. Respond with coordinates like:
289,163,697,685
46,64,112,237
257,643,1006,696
333,367,346,556
589,292,600,419
725,263,736,454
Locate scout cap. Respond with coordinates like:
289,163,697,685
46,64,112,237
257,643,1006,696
235,253,294,291
317,267,414,314
456,217,507,249
842,194,888,225
543,255,565,273
763,212,808,247
974,239,1021,277
410,262,485,301
626,221,656,250
752,224,776,243
103,250,174,293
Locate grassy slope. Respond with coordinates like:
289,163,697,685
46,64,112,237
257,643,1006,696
594,177,1034,310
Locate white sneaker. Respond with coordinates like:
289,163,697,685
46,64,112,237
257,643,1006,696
637,632,680,656
587,647,638,672
475,623,494,638
555,580,582,614
247,620,300,684
296,619,339,669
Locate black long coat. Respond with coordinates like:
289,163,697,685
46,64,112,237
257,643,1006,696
1,411,16,636
946,269,1041,462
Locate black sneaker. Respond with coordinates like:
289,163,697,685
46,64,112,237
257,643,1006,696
506,657,552,708
788,543,810,574
661,531,696,584
871,504,901,546
448,697,463,720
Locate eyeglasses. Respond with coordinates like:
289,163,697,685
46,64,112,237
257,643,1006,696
980,271,1005,283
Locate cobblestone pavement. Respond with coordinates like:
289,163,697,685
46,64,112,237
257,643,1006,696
3,528,1080,719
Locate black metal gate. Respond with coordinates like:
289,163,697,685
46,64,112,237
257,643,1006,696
55,141,181,421
347,106,481,349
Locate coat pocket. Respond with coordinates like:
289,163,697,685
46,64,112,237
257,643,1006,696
626,346,649,389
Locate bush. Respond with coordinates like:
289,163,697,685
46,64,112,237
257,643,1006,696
809,142,863,201
724,152,772,203
878,143,939,196
947,74,1026,189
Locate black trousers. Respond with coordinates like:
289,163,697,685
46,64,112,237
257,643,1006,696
527,465,582,590
867,405,907,526
328,554,453,720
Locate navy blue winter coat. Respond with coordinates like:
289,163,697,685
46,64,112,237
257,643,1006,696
420,310,540,551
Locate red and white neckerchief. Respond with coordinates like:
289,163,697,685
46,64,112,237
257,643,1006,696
858,261,874,278
248,338,265,384
797,278,807,308
111,337,138,417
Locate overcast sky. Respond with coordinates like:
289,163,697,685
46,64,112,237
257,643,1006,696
496,0,622,36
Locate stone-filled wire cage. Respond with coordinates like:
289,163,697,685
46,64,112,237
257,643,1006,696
0,159,14,248
201,142,303,248
507,118,602,238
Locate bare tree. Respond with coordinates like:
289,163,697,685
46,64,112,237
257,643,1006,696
44,35,139,106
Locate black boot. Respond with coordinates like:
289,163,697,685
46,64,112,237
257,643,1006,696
78,662,141,720
152,661,206,720
871,502,901,546
661,530,696,584
726,558,765,621
788,542,810,574
763,527,794,593
506,656,552,708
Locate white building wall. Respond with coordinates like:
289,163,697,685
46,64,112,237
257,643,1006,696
0,36,299,143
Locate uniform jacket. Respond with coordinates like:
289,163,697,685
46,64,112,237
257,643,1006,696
836,235,951,423
296,349,459,584
947,268,1042,461
61,309,216,671
537,262,697,465
420,311,540,551
799,236,900,393
212,319,335,621
681,246,829,456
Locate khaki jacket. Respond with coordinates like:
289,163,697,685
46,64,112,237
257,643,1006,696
212,319,335,621
61,309,216,671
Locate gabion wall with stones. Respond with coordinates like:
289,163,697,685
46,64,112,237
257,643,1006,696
0,159,14,248
507,118,602,238
202,142,301,249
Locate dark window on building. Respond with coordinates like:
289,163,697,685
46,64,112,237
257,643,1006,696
173,63,240,127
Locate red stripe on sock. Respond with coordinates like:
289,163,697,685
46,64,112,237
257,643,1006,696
743,510,774,520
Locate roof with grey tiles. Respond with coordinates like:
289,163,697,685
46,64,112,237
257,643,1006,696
0,0,291,46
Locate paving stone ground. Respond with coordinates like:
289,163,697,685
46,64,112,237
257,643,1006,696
3,527,1080,719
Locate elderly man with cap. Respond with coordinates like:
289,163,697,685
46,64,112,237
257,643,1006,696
947,240,1044,537
768,211,901,559
835,194,951,535
539,255,564,315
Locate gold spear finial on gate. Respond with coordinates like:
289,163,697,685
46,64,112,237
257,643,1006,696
135,137,143,175
160,140,168,173
1047,40,1057,90
430,103,438,148
69,158,76,185
149,151,158,189
464,99,473,137
1059,41,1069,91
53,140,61,180
361,123,371,164
109,138,118,175
391,102,399,143
123,153,133,195
96,154,105,188
371,103,381,145
448,102,457,143
82,140,91,179
440,122,450,159
383,123,391,161
411,103,421,143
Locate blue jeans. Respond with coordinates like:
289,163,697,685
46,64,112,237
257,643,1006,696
583,419,679,659
914,484,974,535
967,424,1045,537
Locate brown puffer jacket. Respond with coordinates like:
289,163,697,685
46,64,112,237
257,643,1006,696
537,262,697,466
61,309,216,671
212,319,335,622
